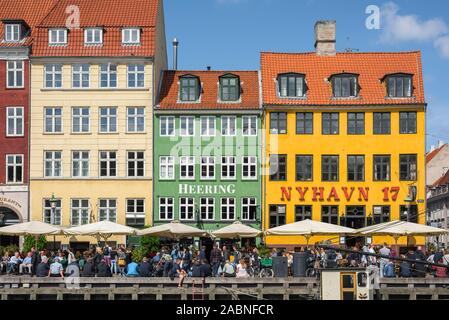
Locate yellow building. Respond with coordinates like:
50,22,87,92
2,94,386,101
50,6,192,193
261,21,427,250
29,0,167,249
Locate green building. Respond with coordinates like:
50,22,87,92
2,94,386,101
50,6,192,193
154,70,262,247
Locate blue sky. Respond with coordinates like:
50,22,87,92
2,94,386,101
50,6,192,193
164,0,449,149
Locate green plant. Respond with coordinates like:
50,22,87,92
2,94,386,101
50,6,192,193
23,235,47,253
257,245,271,258
131,246,149,263
140,235,159,252
3,244,19,255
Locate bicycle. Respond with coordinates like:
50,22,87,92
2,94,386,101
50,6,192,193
258,257,274,278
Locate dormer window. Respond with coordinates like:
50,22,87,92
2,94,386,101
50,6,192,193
219,74,240,101
122,28,140,45
278,73,305,98
179,75,200,102
387,74,412,98
331,74,358,98
49,29,67,45
5,24,21,42
84,28,103,45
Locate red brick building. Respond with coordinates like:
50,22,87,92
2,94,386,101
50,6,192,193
0,0,56,245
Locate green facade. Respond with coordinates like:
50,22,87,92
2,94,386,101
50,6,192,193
153,113,262,233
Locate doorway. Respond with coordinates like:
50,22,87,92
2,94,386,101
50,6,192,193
0,207,21,247
344,206,366,229
69,242,90,253
201,237,214,263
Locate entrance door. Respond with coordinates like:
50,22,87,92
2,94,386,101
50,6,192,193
340,272,357,300
201,237,214,262
69,242,90,253
0,207,21,247
344,206,366,247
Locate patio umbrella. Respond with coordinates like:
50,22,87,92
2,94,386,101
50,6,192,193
211,221,262,239
265,219,355,246
64,220,138,241
357,220,447,239
137,221,209,239
0,220,63,236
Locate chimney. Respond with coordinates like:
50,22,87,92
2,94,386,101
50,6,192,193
314,20,336,56
172,38,179,70
207,66,211,71
438,140,445,148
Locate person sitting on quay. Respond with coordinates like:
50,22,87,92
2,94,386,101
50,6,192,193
0,252,10,274
19,252,33,275
138,257,152,277
81,257,95,277
191,259,202,277
96,258,112,277
236,258,250,278
432,257,448,278
125,259,139,277
48,257,64,278
36,256,50,277
221,259,236,278
200,259,212,277
6,252,22,275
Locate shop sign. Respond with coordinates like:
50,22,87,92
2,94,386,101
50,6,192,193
0,197,22,210
179,184,236,195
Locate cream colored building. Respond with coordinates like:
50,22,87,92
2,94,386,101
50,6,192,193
29,0,167,248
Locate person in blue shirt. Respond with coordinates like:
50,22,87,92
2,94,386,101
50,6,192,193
126,260,140,277
7,252,22,274
19,252,33,275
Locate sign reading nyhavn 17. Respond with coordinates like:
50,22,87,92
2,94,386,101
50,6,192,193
179,184,236,195
280,186,402,202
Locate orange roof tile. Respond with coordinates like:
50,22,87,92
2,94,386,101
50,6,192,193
0,0,57,48
426,144,447,163
260,51,425,106
157,71,260,110
33,0,159,57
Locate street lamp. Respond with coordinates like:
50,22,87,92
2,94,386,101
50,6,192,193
49,193,58,225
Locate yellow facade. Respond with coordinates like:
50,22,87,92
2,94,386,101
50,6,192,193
263,107,426,248
29,60,155,245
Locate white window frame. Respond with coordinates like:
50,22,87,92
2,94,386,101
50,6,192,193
179,197,195,221
201,116,215,137
242,115,257,136
44,151,62,177
200,198,215,221
122,28,140,44
44,107,63,133
99,107,117,133
242,198,257,221
6,106,24,137
43,199,62,225
99,199,117,222
99,151,117,177
48,29,67,45
221,116,236,136
126,199,146,226
127,64,145,88
160,116,175,137
6,60,24,88
221,197,235,221
160,156,175,180
201,156,215,180
6,154,23,184
99,63,118,88
180,116,195,137
221,156,236,180
127,151,145,177
180,156,195,180
72,107,90,133
44,64,63,88
70,199,90,226
127,107,145,133
242,156,258,180
72,151,90,178
159,197,174,221
5,24,21,42
84,28,103,45
72,64,90,88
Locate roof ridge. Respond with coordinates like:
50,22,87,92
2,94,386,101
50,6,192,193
261,50,422,55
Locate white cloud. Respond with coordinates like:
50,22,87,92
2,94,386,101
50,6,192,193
434,36,449,59
380,2,448,43
379,2,449,59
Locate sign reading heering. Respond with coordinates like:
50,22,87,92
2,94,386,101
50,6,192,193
179,184,236,195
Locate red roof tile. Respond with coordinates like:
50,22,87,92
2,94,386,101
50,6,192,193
433,169,449,187
426,144,447,163
157,71,261,111
0,0,57,48
33,0,159,57
260,51,425,106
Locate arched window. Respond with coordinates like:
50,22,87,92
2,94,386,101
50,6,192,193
179,75,200,102
219,74,240,101
331,73,358,98
277,73,305,98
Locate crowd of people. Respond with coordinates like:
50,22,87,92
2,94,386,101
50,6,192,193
1,242,448,283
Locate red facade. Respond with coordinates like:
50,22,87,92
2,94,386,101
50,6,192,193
0,59,29,184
